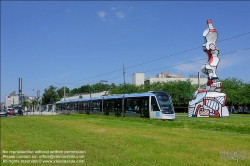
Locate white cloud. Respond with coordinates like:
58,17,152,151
174,51,250,73
66,8,71,13
116,11,125,18
60,72,71,78
97,11,106,21
218,54,250,69
174,62,204,73
111,7,116,11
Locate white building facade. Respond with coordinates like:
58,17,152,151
5,91,37,108
132,73,145,86
132,72,207,86
145,77,207,85
5,91,20,107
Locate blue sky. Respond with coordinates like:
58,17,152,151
1,1,250,101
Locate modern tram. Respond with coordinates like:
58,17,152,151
56,91,175,120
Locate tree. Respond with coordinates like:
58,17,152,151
161,80,195,105
109,83,130,94
77,85,91,94
21,100,30,110
92,83,105,93
57,87,70,99
150,82,164,91
124,83,139,93
221,77,244,107
42,85,60,105
239,82,250,107
69,88,79,96
110,83,116,89
31,99,37,113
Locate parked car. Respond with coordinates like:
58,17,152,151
16,109,23,116
6,108,16,115
12,109,18,115
8,110,15,115
7,108,13,115
7,109,19,115
0,109,8,116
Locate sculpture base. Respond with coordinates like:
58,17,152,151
188,91,230,118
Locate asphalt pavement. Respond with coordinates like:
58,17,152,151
0,111,59,118
23,111,58,116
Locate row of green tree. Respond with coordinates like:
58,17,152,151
41,77,250,108
21,99,37,112
42,83,113,104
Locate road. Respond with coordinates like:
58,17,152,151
25,111,58,116
0,111,58,118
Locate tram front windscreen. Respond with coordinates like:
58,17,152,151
156,95,174,114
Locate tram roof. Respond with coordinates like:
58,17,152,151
56,91,163,104
102,92,155,99
124,92,155,98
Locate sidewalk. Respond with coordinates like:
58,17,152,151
24,111,58,116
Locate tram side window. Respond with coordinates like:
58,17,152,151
83,102,89,110
114,99,122,115
66,103,70,110
142,98,149,110
133,98,142,113
79,102,83,110
72,102,77,111
141,97,149,118
56,104,62,111
125,98,134,112
151,96,160,111
63,104,67,110
93,100,102,112
108,100,115,112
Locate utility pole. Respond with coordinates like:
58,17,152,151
123,63,126,94
100,80,108,95
63,86,66,114
64,86,65,101
18,78,22,105
89,86,92,115
122,63,126,117
37,90,40,113
100,80,108,114
198,72,200,88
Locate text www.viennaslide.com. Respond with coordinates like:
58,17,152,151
3,159,85,164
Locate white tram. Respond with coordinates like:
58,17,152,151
56,91,175,120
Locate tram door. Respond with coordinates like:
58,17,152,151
150,96,161,119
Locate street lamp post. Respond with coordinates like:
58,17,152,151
64,86,66,101
37,90,41,114
32,99,35,114
89,86,92,115
100,80,108,95
50,98,54,115
100,80,108,114
122,63,126,117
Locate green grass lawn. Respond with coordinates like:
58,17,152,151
1,114,249,166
